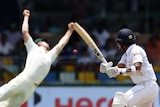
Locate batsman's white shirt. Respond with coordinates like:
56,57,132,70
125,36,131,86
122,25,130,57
119,44,157,84
0,38,57,107
118,44,159,107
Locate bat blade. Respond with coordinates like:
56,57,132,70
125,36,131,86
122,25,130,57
73,22,107,63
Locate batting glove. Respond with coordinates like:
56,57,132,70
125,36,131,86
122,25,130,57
99,62,113,73
107,67,126,78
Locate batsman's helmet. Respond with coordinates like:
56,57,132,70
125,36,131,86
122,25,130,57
116,28,136,47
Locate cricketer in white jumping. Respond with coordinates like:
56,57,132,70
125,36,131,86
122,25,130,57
0,9,75,107
100,28,159,107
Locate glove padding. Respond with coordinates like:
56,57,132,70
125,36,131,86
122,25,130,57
100,62,113,73
107,67,126,78
107,67,120,78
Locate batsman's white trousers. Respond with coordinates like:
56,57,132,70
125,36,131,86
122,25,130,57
125,80,159,107
0,74,37,107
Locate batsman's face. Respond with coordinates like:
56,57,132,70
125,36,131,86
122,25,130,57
116,40,122,49
116,42,121,49
37,41,50,50
116,42,126,51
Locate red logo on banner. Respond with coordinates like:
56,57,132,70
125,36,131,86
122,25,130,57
21,102,27,107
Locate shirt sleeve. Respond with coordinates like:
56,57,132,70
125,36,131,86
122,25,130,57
24,37,37,53
118,53,126,64
132,49,143,64
48,46,58,62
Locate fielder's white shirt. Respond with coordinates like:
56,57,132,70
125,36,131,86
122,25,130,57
119,44,157,84
22,37,57,85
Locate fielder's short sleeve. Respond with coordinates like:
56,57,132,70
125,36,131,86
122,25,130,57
24,37,37,53
48,46,58,62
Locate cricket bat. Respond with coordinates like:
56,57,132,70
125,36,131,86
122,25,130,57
73,22,143,76
73,22,108,64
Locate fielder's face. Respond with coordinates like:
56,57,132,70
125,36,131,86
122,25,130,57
37,41,50,50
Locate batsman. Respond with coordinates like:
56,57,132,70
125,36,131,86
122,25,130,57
100,28,159,107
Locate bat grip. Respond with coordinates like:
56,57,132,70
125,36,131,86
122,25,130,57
101,57,108,63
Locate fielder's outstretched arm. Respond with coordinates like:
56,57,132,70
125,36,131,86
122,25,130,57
52,22,74,56
22,9,32,43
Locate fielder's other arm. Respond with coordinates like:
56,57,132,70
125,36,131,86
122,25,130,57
22,9,31,42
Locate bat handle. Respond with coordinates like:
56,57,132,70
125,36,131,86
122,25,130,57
101,57,108,63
